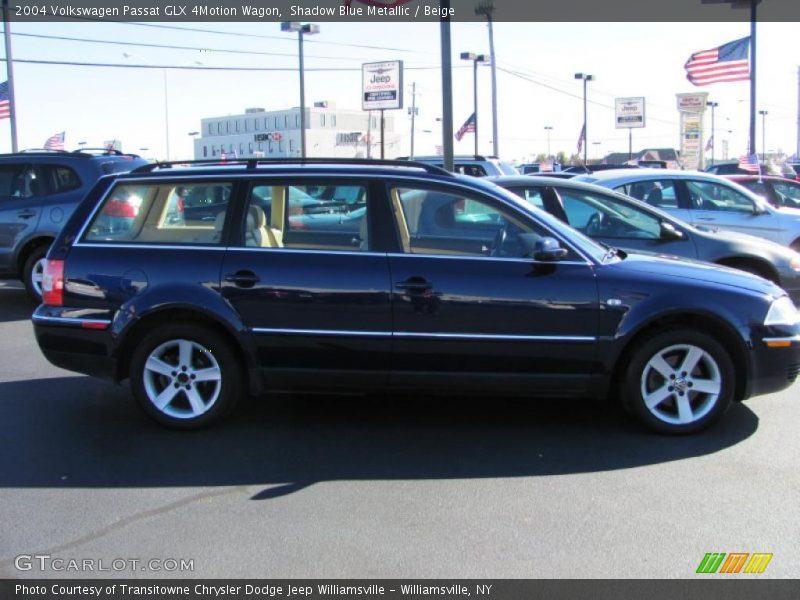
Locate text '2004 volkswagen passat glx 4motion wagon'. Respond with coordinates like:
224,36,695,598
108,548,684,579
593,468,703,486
32,159,800,434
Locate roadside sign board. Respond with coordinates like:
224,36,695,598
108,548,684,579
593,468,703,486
362,61,404,111
615,97,646,129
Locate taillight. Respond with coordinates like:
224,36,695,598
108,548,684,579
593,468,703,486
104,199,138,218
42,259,64,306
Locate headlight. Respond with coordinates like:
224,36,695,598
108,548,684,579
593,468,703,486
791,256,800,272
764,296,800,326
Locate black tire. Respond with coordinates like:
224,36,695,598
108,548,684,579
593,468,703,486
23,245,48,302
728,261,775,283
621,329,734,435
129,322,243,429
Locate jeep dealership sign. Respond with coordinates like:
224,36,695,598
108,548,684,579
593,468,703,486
615,97,646,129
362,61,403,111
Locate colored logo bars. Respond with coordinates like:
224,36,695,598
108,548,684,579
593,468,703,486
696,552,773,574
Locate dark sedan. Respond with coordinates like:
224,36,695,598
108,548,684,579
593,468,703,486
491,175,800,303
725,175,800,210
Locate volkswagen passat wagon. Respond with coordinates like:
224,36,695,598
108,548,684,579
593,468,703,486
32,159,800,434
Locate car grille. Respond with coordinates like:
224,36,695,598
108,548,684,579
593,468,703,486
788,364,800,383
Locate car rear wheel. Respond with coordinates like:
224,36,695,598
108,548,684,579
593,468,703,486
129,323,242,429
622,329,734,434
23,245,48,302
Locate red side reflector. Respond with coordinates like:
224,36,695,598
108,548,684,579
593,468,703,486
42,259,65,306
81,321,108,330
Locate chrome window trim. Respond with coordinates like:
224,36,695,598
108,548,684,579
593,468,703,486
32,315,112,327
251,327,596,342
73,172,600,265
73,243,228,251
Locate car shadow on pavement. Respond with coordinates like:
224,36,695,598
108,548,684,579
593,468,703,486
0,283,34,324
0,376,759,499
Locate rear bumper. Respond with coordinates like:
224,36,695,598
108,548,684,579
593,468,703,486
32,308,118,380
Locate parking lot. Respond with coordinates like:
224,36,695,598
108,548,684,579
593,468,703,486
0,278,798,579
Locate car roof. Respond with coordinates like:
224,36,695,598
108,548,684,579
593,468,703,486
0,150,142,161
724,174,791,182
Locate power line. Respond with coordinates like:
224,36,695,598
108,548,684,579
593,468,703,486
0,57,454,72
48,17,432,55
9,31,386,63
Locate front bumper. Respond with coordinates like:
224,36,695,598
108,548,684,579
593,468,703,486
746,327,800,399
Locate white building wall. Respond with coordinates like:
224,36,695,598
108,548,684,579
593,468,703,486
194,105,401,160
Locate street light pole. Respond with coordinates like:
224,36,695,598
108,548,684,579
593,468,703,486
408,82,418,159
282,22,319,159
475,1,499,157
707,101,718,166
461,52,488,157
574,73,594,165
544,126,553,160
758,109,768,161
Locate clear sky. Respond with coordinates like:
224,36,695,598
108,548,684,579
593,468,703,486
1,19,798,162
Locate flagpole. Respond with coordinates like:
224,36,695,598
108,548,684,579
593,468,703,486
748,0,757,157
2,0,18,152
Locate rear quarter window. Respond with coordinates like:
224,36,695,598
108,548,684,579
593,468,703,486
83,181,233,245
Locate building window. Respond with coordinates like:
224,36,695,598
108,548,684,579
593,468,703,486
289,139,294,153
331,115,336,127
239,143,244,154
295,114,299,127
208,123,213,134
226,121,230,133
320,114,326,127
217,122,222,134
254,119,259,131
203,146,207,157
235,120,240,132
269,142,273,154
279,140,284,153
249,143,254,153
284,115,289,128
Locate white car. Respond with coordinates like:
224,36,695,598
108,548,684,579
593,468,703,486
574,169,800,250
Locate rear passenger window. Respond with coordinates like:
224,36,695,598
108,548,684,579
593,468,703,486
84,182,232,245
616,180,678,209
50,166,81,192
241,183,369,252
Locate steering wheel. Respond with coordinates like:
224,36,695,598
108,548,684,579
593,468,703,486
490,226,508,257
585,213,602,235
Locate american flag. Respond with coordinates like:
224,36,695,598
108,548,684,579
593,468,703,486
705,135,713,152
685,37,750,86
455,113,476,142
576,124,586,154
738,154,760,173
0,80,11,120
44,131,65,151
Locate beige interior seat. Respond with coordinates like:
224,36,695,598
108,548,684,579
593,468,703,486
246,205,282,248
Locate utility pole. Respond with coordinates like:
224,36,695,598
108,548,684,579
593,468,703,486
476,1,499,157
440,0,454,172
796,65,799,159
748,0,757,156
707,101,718,166
2,0,19,152
408,82,418,159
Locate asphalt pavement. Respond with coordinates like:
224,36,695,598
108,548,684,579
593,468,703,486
0,279,798,578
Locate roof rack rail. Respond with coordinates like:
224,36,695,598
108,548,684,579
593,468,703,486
131,157,455,177
18,148,70,154
71,148,132,156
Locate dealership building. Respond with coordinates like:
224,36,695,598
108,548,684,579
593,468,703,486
193,103,401,159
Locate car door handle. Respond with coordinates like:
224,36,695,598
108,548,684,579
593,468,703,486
225,270,260,288
695,217,716,221
395,278,433,293
17,210,36,219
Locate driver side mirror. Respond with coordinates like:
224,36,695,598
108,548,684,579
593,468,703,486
753,201,770,215
533,237,568,261
659,221,684,240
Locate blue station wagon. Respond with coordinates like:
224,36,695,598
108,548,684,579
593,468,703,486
32,159,800,434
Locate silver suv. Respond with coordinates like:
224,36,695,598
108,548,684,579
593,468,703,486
0,149,147,299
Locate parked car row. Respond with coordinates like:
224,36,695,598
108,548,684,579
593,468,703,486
31,158,800,435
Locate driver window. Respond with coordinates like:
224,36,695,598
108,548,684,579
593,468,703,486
557,188,661,240
390,187,558,259
686,180,755,213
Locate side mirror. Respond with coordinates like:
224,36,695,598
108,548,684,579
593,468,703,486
659,221,684,240
753,201,769,215
533,237,568,261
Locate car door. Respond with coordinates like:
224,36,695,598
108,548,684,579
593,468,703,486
385,180,600,394
0,163,45,273
680,178,781,242
553,186,698,258
220,178,393,389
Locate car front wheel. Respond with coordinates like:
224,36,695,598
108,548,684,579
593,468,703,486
129,323,243,429
622,329,734,434
23,245,48,302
